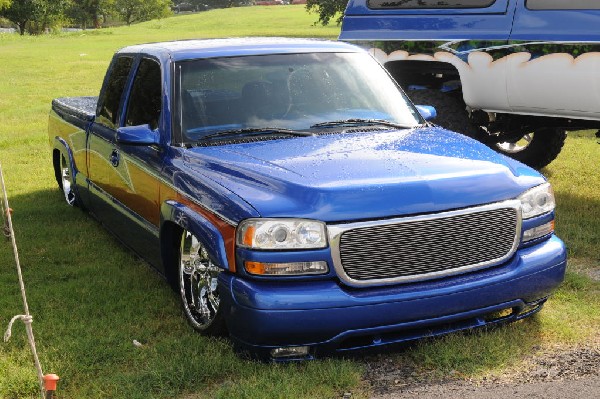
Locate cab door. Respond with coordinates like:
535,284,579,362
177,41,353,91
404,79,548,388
87,56,163,265
507,0,600,118
87,55,135,231
109,56,163,261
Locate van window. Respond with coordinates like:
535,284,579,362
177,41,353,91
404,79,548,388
368,0,495,10
527,0,600,10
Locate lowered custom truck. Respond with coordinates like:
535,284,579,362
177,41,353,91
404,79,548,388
49,38,566,360
340,0,600,169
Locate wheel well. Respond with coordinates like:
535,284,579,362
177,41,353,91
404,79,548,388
161,221,183,290
53,148,62,189
384,60,460,90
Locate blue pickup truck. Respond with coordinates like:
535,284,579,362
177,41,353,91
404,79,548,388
49,38,566,360
341,0,600,169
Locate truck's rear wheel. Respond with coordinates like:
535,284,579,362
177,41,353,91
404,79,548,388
53,150,81,207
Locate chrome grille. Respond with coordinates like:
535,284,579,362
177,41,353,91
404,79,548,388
329,201,521,286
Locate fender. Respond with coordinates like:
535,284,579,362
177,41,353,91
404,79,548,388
51,136,86,201
160,200,232,271
52,137,77,173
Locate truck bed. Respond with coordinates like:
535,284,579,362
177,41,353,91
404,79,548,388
52,96,97,129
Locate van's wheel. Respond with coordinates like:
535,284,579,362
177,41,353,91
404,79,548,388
407,89,565,169
179,229,226,335
492,128,566,170
407,88,482,138
54,151,79,207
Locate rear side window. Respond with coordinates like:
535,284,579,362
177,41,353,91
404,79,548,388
97,56,133,128
527,0,600,10
125,58,162,130
368,0,495,9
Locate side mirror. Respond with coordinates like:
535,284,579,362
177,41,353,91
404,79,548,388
116,125,160,146
415,105,437,122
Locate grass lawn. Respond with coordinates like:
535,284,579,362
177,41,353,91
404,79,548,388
1,5,599,399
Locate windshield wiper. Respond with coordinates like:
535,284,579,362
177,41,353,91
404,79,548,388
310,118,419,130
199,127,313,141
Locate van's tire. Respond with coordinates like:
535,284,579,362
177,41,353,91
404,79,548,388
407,89,566,169
491,128,566,170
408,89,481,139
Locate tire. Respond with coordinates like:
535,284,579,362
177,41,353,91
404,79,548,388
407,88,481,138
407,89,566,169
54,150,79,207
178,229,226,335
492,129,566,170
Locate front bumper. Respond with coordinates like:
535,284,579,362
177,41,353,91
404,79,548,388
220,235,566,359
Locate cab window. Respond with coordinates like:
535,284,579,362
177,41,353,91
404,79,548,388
97,56,133,128
125,58,162,130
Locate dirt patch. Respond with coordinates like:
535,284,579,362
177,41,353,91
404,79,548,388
508,345,600,383
364,344,600,398
369,374,600,399
584,268,600,282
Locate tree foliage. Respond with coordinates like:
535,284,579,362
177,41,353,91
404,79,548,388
306,0,347,26
1,0,173,32
114,0,171,26
67,0,114,29
31,0,69,32
2,0,39,35
1,0,35,34
0,0,67,34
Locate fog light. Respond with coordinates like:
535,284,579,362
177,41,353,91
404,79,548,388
270,346,310,359
245,261,328,276
483,307,514,322
519,298,547,316
523,220,554,242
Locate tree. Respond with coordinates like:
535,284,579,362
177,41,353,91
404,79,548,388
114,0,171,26
30,0,69,32
1,0,37,35
1,0,68,34
67,0,114,29
306,0,348,26
0,0,11,11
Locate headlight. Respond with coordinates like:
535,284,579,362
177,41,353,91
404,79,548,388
518,183,555,219
237,219,327,250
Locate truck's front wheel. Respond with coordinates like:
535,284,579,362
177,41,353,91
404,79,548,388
178,229,226,335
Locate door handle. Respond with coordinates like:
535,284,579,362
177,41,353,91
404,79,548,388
110,149,120,167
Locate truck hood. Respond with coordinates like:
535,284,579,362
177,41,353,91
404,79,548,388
183,128,544,222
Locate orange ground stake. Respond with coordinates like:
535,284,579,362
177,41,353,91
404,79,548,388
44,374,59,399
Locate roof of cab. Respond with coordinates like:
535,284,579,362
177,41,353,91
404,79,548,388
116,37,363,62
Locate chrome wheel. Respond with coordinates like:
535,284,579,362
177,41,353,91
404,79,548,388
60,154,76,206
179,230,222,332
496,133,534,154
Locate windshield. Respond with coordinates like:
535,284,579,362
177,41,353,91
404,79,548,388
173,52,422,145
